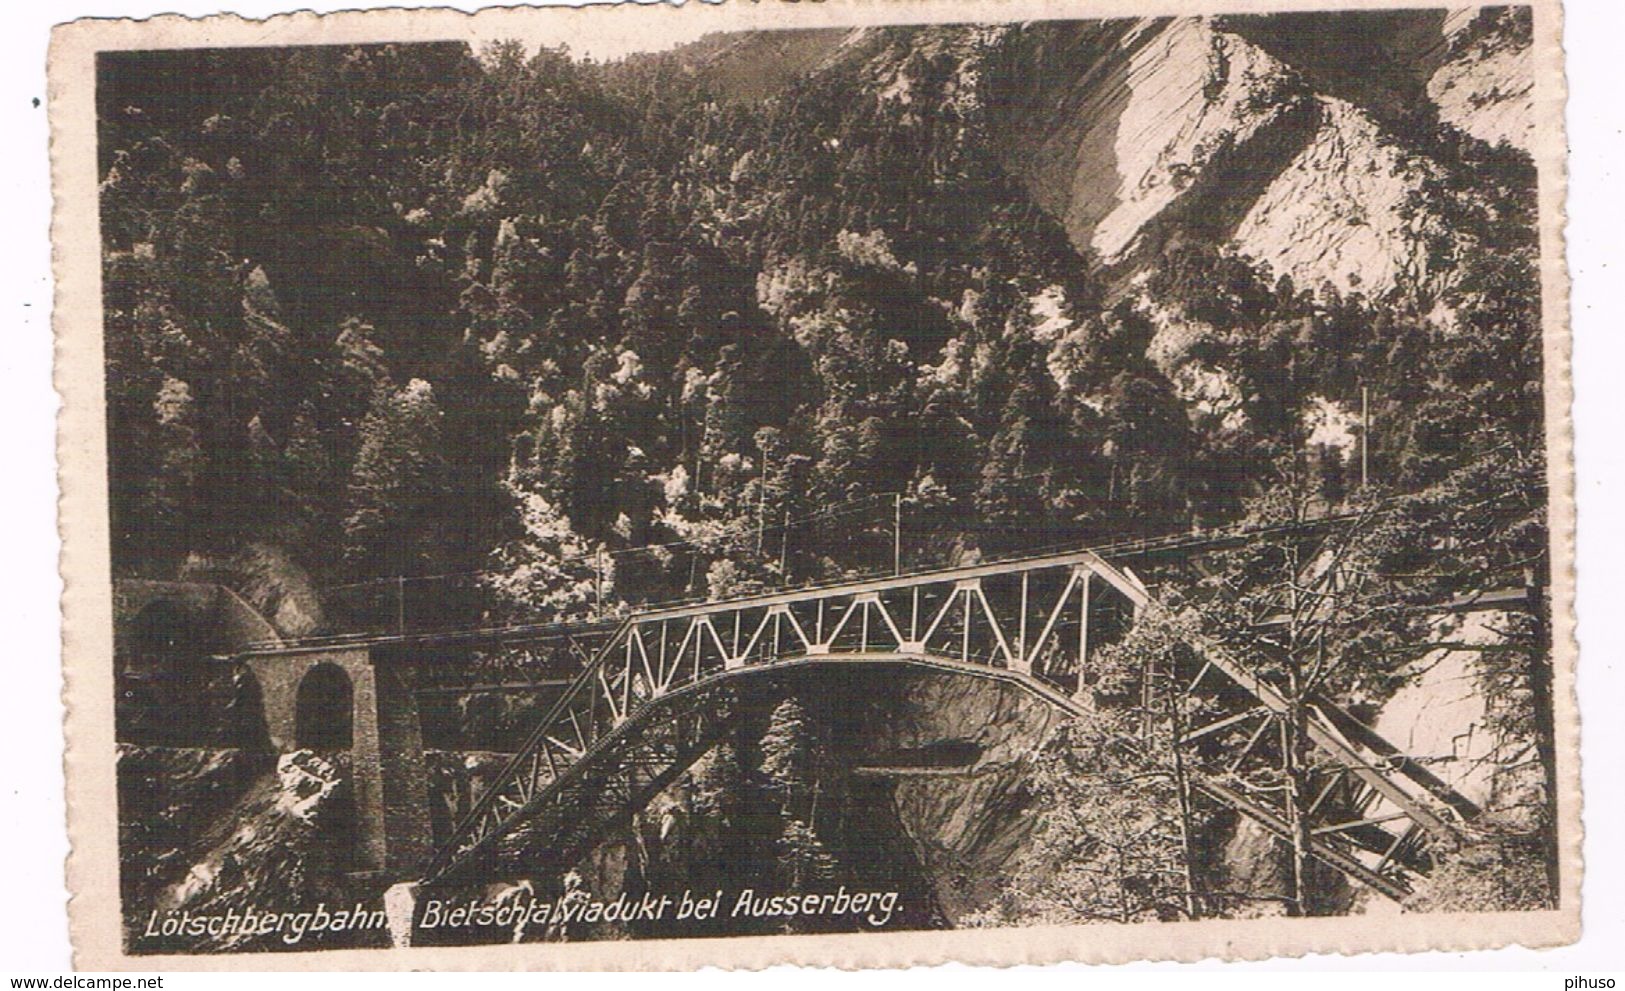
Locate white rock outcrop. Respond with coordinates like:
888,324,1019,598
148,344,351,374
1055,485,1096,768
1428,11,1534,153
1091,20,1303,262
1232,97,1442,300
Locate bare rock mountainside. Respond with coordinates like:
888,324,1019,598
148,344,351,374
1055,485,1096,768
693,8,1531,303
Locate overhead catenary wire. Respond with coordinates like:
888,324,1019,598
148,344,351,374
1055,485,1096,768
319,490,903,593
319,459,1204,594
241,508,1401,654
315,464,1549,635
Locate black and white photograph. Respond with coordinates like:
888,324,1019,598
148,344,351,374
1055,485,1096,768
49,0,1578,967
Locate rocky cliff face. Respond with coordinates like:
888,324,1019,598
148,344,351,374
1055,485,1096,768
1230,95,1444,300
1428,8,1535,154
839,671,1057,922
985,18,1317,270
980,11,1531,302
693,9,1533,305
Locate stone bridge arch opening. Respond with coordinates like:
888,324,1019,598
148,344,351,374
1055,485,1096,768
295,662,355,752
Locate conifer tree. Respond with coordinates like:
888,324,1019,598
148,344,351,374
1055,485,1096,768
758,697,816,819
342,378,451,581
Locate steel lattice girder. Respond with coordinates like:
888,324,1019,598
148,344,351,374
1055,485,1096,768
441,683,740,883
420,548,1482,900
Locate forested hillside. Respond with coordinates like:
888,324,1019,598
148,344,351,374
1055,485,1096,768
98,10,1544,631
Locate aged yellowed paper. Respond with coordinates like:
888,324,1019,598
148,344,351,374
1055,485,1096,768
51,0,1578,970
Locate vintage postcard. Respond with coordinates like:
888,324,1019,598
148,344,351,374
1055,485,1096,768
51,0,1578,970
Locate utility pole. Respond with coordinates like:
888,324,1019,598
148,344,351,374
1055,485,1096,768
779,504,790,581
396,575,406,636
1360,385,1370,490
893,492,902,576
757,452,768,556
595,547,605,619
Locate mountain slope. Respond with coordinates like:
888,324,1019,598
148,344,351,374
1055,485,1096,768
673,10,1535,304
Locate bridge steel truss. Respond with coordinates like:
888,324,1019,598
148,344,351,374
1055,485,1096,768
420,548,1482,902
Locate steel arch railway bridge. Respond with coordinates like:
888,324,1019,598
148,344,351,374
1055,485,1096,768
414,546,1482,900
223,535,1511,930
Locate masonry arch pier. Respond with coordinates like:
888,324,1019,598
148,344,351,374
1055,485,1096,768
239,645,431,876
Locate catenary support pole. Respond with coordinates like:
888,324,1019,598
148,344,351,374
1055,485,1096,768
894,492,902,576
1361,385,1370,490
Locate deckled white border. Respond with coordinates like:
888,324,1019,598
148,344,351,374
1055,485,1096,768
50,0,1580,970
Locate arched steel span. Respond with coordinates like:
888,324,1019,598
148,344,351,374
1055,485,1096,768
424,653,1065,889
420,549,1482,901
